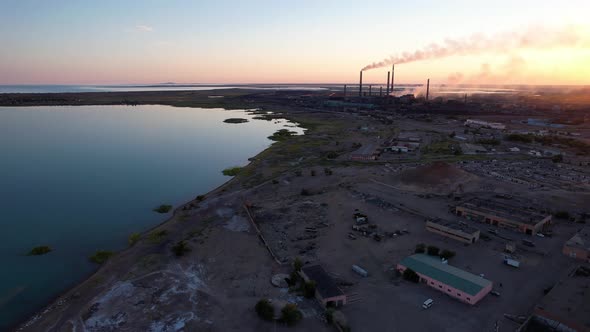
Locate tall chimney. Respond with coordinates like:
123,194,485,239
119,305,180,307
391,65,395,95
379,86,383,97
369,85,372,96
359,71,363,97
386,71,390,95
426,79,430,101
343,85,347,99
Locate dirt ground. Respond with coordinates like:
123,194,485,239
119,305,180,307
14,90,590,332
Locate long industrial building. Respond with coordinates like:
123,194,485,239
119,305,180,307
397,254,492,305
454,198,551,235
426,218,480,244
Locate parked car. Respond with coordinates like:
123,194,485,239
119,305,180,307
491,290,501,296
536,233,545,238
422,298,434,309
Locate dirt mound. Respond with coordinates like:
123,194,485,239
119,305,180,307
392,162,479,193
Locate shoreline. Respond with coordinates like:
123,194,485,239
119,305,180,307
8,93,308,331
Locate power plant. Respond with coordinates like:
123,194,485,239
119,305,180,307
351,65,431,102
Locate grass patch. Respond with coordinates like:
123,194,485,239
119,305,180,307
27,245,52,256
128,233,141,246
148,229,168,243
222,166,243,176
89,250,114,264
171,240,191,256
153,204,173,213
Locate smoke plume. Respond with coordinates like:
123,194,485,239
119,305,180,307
362,25,585,71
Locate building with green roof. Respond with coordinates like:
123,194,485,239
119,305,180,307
397,254,493,305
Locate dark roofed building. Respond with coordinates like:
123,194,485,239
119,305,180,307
300,265,347,307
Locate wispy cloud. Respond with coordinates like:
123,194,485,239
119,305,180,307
136,25,153,32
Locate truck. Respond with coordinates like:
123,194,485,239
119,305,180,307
504,257,521,268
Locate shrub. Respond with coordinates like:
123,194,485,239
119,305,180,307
153,204,173,213
324,168,333,176
310,170,316,176
303,281,316,298
268,129,296,142
172,240,190,256
222,167,242,176
402,268,420,283
506,133,533,143
555,211,570,219
427,246,440,256
89,250,114,264
280,304,303,326
128,233,141,246
300,189,311,196
415,243,426,254
440,249,456,260
325,308,335,324
255,299,275,321
28,246,52,256
148,229,168,243
449,131,456,138
196,195,206,202
326,151,339,159
552,154,564,163
293,257,303,272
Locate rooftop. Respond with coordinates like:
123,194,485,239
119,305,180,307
301,265,344,299
535,265,590,331
399,254,492,296
565,226,590,251
427,218,480,235
458,197,550,226
351,143,377,156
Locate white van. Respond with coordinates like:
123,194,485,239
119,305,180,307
422,298,434,309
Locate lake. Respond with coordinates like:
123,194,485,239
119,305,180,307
0,105,303,330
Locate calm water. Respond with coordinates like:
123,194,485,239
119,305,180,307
0,105,303,329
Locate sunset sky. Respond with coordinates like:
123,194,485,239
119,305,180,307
1,0,589,85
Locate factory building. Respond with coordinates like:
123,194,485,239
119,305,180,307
300,265,347,307
465,119,506,130
455,198,551,235
350,143,378,161
530,265,590,332
563,226,590,262
397,254,492,305
426,218,480,244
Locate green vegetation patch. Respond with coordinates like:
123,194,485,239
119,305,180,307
222,166,243,176
89,250,114,264
128,233,141,246
255,299,275,321
268,129,297,142
153,204,173,213
28,245,52,256
148,229,168,243
223,118,249,124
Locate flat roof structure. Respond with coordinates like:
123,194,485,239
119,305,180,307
533,265,590,332
563,226,590,262
426,218,480,244
458,198,548,226
398,254,492,297
300,265,347,307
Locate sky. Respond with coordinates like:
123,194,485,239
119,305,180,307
0,0,589,85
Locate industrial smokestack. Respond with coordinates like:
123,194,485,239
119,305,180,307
386,71,390,95
391,65,395,95
343,85,347,99
369,85,372,96
426,79,430,101
379,86,383,97
359,71,363,97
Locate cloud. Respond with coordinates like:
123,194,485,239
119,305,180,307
136,25,153,32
